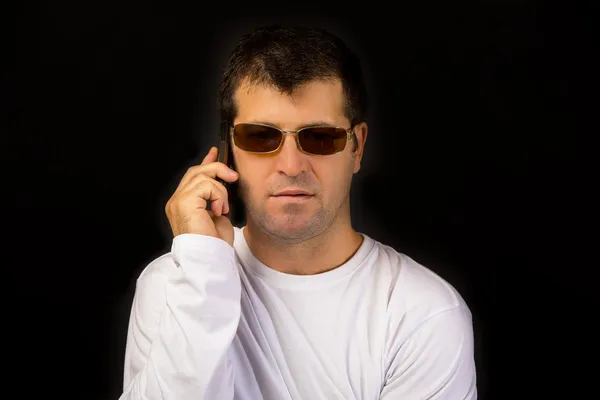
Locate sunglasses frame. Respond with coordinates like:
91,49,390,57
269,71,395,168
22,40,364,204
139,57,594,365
230,122,356,156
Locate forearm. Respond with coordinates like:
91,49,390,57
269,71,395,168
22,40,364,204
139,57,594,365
120,234,241,400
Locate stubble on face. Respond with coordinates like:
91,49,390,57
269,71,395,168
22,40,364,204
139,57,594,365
232,79,359,245
237,155,355,245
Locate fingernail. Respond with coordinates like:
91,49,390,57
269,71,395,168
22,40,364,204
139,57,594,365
229,170,238,176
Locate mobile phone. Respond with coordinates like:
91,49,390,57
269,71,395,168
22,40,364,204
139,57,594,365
213,122,235,218
217,121,233,182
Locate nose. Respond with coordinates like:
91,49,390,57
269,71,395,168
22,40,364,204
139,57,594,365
274,133,309,177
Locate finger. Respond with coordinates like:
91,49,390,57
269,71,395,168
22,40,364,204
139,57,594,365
183,174,230,214
182,172,229,193
182,179,228,217
201,146,218,165
176,161,238,192
174,147,217,191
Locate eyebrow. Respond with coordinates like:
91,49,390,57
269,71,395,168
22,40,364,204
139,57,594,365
245,120,338,129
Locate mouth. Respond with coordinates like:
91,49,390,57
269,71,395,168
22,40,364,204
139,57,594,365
272,190,313,197
271,191,314,202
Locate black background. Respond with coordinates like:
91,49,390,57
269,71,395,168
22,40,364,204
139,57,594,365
11,1,596,399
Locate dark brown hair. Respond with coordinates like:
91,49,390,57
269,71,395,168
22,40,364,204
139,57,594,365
217,24,368,128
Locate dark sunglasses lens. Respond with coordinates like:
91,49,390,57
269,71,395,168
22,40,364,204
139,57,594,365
298,127,348,155
233,124,282,152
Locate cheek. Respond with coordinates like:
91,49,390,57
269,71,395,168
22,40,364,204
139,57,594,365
317,159,354,196
237,161,269,194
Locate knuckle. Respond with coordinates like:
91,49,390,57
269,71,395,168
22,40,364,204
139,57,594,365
190,172,208,185
196,179,210,190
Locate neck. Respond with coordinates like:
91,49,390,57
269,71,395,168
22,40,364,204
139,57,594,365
243,206,363,276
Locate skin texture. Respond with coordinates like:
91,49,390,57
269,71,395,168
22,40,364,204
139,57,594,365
232,78,369,275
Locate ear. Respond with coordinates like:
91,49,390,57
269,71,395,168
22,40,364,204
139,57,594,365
352,122,368,174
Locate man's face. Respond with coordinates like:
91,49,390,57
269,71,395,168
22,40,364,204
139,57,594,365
232,78,367,243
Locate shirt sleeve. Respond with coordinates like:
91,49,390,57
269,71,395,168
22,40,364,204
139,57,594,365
119,234,242,400
380,304,478,399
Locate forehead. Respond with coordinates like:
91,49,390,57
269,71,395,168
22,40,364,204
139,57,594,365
233,78,348,128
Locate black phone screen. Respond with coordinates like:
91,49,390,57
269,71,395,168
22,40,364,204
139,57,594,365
217,122,232,173
216,122,243,224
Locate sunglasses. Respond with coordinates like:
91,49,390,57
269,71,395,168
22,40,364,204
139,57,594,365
231,123,355,156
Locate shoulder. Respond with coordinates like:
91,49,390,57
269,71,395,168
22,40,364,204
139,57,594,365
363,236,472,337
364,238,476,392
367,237,467,307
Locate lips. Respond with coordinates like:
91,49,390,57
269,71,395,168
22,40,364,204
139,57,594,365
272,189,313,197
271,191,314,203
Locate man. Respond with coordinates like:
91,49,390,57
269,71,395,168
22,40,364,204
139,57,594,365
119,24,477,399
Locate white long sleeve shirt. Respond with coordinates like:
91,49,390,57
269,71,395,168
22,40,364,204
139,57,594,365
120,226,477,399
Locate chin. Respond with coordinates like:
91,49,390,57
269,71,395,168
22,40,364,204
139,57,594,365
270,212,313,232
254,207,334,243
